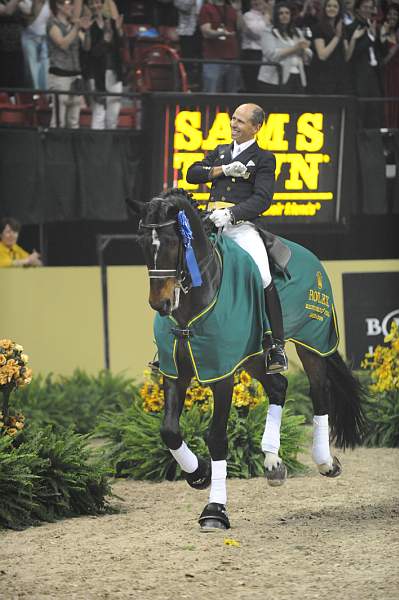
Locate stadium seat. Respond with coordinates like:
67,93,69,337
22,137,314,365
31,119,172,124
0,93,35,126
134,44,188,93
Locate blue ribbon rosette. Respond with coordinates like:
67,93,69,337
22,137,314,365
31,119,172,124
177,210,202,287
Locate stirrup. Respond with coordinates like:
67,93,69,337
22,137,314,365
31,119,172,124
265,343,288,375
148,359,160,374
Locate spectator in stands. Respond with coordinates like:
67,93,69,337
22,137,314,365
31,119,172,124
240,0,271,92
173,0,203,90
84,0,123,129
199,0,244,92
380,3,399,127
0,218,42,267
47,0,91,128
21,0,51,90
344,0,383,127
0,0,26,88
343,0,355,24
295,0,321,34
257,1,312,93
309,0,349,93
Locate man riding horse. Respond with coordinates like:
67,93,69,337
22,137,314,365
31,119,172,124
186,103,288,375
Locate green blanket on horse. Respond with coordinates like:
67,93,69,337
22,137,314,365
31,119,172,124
154,235,339,383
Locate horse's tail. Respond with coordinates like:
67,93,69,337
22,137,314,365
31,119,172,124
326,351,368,450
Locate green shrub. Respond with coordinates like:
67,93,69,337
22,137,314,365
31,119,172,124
12,369,141,434
96,397,308,481
363,391,399,447
0,426,113,530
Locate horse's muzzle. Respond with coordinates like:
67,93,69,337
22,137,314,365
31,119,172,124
149,280,176,315
150,299,172,316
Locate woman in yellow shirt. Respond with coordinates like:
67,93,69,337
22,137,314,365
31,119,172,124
0,218,42,267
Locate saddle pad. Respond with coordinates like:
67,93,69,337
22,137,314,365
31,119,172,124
154,235,339,383
154,235,267,383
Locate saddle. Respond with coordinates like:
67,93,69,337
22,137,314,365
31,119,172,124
255,224,292,277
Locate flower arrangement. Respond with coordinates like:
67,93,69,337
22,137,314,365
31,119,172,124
0,339,32,437
140,368,265,413
361,322,399,394
361,322,399,447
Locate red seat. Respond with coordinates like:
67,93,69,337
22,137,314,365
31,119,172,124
79,106,92,128
134,44,189,93
118,106,137,128
0,94,35,126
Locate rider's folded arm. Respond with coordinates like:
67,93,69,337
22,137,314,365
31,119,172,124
186,149,220,184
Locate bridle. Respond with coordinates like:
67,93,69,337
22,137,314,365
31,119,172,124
138,217,192,294
139,208,222,303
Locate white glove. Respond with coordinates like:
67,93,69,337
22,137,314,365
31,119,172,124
209,208,232,228
222,161,248,178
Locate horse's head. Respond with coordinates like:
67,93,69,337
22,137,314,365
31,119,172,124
132,190,206,316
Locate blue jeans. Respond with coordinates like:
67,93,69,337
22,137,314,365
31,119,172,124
21,30,49,90
202,63,241,93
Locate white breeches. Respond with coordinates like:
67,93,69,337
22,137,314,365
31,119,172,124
223,222,272,288
90,70,122,130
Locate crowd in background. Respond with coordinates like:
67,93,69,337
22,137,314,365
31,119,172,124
0,0,398,128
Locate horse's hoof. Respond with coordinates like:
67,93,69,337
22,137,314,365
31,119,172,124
185,457,211,490
198,503,230,532
265,462,287,487
319,456,342,478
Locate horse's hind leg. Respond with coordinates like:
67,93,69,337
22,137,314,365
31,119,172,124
296,345,342,478
245,355,288,486
161,374,211,489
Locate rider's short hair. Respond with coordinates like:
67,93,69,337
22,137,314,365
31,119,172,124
251,106,265,128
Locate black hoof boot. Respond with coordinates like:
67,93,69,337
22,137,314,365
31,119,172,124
265,343,288,375
320,456,342,478
198,503,230,532
185,458,211,490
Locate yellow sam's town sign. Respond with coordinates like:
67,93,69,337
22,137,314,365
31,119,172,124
171,109,337,220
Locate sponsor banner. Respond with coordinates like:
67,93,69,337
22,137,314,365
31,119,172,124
343,272,399,367
146,94,354,227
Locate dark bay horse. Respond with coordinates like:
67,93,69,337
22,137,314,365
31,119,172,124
131,189,366,531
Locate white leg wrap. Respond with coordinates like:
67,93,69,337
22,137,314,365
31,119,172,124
312,415,333,466
209,460,227,505
170,442,198,473
262,404,282,454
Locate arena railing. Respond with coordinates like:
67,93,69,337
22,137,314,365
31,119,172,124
0,88,142,129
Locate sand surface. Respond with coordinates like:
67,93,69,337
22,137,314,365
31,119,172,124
1,446,398,600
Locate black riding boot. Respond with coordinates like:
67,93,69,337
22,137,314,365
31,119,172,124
263,282,288,374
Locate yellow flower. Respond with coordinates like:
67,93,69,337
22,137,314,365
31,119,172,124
239,370,252,387
0,339,13,350
224,538,240,547
14,344,23,352
0,355,5,366
20,353,29,364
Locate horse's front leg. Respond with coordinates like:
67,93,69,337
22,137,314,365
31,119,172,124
198,375,234,532
160,375,211,489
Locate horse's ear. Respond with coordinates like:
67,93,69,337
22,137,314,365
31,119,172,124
125,198,146,218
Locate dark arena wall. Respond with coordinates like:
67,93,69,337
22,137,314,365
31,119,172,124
1,93,398,266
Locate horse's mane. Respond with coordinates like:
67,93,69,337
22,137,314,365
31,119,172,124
143,188,213,235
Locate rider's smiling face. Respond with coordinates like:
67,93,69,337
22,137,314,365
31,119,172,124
230,106,260,145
